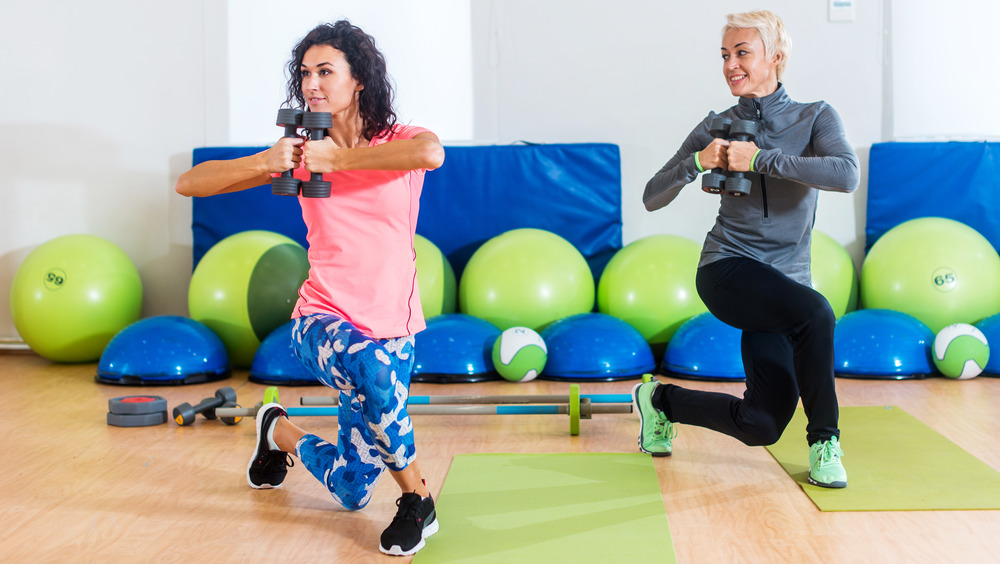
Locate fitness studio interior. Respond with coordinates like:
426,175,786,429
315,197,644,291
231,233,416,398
3,0,1000,561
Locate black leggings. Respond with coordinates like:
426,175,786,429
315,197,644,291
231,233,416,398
653,257,840,446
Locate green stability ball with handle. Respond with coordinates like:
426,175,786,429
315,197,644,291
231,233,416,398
861,217,1000,333
597,234,706,345
188,230,309,367
10,234,142,363
414,234,456,320
459,228,594,331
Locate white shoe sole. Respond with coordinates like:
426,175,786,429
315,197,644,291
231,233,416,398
379,517,439,556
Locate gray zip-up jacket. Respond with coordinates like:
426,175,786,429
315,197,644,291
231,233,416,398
643,84,860,286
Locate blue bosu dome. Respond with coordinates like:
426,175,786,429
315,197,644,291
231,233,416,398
539,313,655,381
96,316,230,385
834,309,934,379
661,312,745,381
412,314,501,383
249,320,316,385
974,314,1000,377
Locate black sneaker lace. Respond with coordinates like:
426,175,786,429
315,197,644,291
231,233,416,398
392,495,424,525
257,450,294,469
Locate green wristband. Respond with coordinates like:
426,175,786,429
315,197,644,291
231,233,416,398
750,149,761,173
694,151,705,173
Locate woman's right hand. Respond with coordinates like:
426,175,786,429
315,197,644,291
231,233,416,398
699,137,730,170
263,136,304,173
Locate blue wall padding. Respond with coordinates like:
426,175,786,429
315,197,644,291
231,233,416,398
190,144,623,275
867,142,1000,252
191,147,307,268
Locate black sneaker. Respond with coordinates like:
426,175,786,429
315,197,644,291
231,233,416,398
379,492,439,556
246,403,294,489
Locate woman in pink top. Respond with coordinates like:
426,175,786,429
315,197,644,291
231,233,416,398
176,20,444,557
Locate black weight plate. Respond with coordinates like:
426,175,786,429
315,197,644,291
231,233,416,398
109,395,168,415
107,410,168,427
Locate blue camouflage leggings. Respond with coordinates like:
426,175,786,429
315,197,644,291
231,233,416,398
290,313,416,510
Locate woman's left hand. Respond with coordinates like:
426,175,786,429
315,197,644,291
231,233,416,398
302,136,340,174
727,140,759,172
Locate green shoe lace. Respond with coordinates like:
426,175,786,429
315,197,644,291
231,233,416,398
808,436,847,488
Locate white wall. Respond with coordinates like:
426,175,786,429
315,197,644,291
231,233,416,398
2,0,995,341
889,1,1000,140
0,1,208,340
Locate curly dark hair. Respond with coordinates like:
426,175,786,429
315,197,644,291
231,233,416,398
284,20,397,140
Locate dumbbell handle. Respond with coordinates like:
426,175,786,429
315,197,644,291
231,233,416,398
724,119,758,197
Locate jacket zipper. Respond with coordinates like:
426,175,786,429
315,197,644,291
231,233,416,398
753,99,768,219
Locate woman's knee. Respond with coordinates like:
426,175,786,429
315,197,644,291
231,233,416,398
740,407,796,446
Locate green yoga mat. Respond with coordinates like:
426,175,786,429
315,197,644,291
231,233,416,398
413,453,675,563
766,406,1000,511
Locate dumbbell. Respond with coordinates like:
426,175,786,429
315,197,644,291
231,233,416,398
701,116,732,195
724,119,759,198
172,386,241,426
300,112,334,198
271,108,305,196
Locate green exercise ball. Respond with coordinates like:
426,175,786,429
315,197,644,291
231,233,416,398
414,234,456,320
810,230,859,318
597,234,706,345
860,217,1000,333
188,230,309,367
458,228,594,331
10,234,142,363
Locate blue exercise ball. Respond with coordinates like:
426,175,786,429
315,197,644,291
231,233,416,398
538,313,655,381
661,312,745,381
96,316,230,385
833,309,935,379
412,314,501,383
249,320,316,385
974,314,1000,377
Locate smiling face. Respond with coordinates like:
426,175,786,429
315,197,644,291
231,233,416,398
721,28,781,98
300,44,364,116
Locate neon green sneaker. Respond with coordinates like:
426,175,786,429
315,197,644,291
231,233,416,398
631,381,676,457
808,436,847,488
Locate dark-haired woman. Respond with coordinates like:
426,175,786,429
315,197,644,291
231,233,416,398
176,20,444,556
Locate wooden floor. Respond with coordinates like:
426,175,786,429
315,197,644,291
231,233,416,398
3,351,999,563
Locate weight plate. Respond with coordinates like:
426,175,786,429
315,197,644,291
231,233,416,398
569,384,580,436
107,410,168,427
108,395,168,415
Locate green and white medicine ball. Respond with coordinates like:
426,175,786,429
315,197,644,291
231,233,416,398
933,323,990,380
492,326,547,382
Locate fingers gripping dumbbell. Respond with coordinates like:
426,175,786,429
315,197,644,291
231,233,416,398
701,116,732,195
172,386,241,426
724,119,759,197
300,112,334,198
271,108,305,196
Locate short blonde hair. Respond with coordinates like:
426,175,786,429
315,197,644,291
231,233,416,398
723,10,792,80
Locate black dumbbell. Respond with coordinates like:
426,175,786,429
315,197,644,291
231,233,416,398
173,387,239,426
724,119,759,197
300,112,333,198
271,108,305,196
701,116,732,195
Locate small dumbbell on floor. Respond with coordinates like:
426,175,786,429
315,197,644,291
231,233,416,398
172,386,241,426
